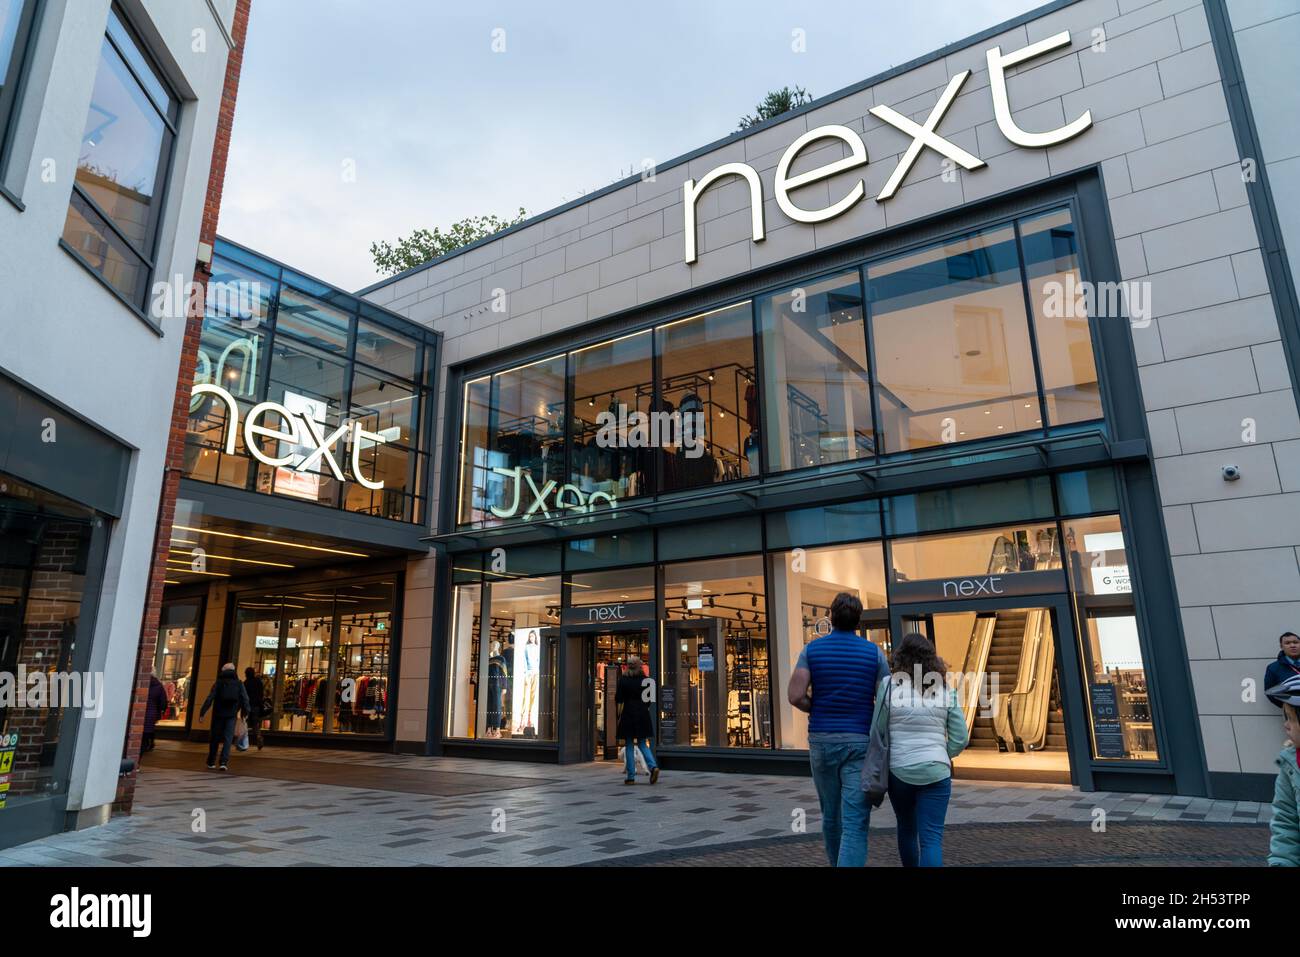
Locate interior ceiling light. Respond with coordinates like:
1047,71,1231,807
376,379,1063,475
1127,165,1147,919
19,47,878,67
172,526,368,558
172,549,293,569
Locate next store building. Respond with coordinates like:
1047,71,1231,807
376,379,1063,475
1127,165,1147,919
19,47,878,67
253,0,1290,802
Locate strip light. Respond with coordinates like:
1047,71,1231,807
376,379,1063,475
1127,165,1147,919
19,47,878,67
172,525,368,558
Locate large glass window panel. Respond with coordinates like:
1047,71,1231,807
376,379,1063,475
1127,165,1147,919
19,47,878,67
488,355,567,524
890,521,1063,583
62,189,150,305
0,0,36,154
333,580,394,735
567,566,655,611
350,368,417,448
563,531,653,571
1018,208,1102,425
661,555,771,749
483,575,561,740
884,476,1056,537
868,225,1040,451
1062,514,1131,597
70,30,167,250
761,272,873,471
343,442,412,521
274,287,351,354
767,542,888,750
1079,610,1158,761
355,318,419,381
657,302,759,491
261,339,349,506
570,330,653,502
446,583,483,738
457,376,491,527
0,0,25,78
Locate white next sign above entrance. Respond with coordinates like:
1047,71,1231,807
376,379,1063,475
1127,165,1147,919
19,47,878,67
194,383,391,490
683,31,1094,263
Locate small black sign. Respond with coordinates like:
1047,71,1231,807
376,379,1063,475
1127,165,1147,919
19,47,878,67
1088,682,1126,758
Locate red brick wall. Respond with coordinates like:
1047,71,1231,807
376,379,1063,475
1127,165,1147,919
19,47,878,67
115,0,252,813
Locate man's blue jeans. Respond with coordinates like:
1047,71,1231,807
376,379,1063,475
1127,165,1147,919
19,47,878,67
809,739,870,867
888,773,952,867
624,737,657,781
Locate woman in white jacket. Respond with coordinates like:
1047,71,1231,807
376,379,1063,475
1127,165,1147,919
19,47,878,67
886,632,969,867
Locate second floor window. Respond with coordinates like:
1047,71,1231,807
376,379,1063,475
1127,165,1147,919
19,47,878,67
61,6,178,312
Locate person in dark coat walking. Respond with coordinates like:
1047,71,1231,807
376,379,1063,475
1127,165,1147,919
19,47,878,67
142,673,169,753
1266,633,1300,708
243,666,266,750
200,663,250,770
615,655,659,785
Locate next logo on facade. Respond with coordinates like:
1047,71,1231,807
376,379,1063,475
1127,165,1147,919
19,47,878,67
683,31,1093,263
942,575,1007,598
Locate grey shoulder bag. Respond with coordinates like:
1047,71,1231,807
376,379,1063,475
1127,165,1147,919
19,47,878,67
861,672,892,808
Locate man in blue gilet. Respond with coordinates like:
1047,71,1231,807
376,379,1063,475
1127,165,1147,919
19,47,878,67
787,592,888,867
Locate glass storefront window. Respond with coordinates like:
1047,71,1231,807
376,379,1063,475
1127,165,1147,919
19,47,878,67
657,303,759,491
485,356,567,526
231,580,395,737
767,542,888,750
0,475,105,807
182,242,435,525
446,583,482,739
661,556,770,748
1062,514,1156,762
868,224,1040,451
570,330,653,501
483,575,560,740
760,271,872,471
1018,208,1102,426
890,521,1063,584
259,340,349,506
355,318,419,381
568,567,655,609
155,599,202,728
458,376,492,527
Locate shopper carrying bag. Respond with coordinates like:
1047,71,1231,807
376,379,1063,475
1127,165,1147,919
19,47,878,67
234,714,250,752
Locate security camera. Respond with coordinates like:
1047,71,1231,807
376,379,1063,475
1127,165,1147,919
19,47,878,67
1222,464,1241,482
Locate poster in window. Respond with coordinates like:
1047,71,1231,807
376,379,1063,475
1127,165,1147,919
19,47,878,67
511,627,541,735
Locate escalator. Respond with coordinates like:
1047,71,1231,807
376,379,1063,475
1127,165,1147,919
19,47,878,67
969,609,1027,751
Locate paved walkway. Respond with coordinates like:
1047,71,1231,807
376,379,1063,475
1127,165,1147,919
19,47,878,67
0,742,1272,867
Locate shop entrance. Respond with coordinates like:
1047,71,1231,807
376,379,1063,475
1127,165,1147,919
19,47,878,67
587,629,650,761
890,594,1089,786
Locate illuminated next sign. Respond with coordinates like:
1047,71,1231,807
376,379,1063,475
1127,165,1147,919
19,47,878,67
683,31,1094,263
194,383,389,490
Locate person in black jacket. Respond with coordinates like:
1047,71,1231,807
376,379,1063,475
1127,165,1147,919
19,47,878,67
142,673,169,753
200,663,250,770
243,666,266,750
615,655,659,785
1266,633,1300,708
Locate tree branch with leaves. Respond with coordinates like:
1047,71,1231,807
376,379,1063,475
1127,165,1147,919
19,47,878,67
370,207,529,276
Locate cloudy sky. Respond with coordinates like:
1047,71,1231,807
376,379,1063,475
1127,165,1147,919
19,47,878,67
218,0,1042,291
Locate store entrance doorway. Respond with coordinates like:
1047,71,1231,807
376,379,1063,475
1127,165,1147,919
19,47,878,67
890,594,1090,786
586,628,651,761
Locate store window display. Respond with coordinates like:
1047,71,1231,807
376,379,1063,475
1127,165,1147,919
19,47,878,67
231,579,395,737
1063,514,1157,761
474,575,560,741
661,556,771,749
155,599,202,727
767,542,888,750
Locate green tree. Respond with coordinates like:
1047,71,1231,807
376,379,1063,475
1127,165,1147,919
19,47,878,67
370,207,529,276
738,86,812,130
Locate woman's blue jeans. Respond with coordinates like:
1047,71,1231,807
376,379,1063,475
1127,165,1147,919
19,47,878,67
887,773,952,867
624,737,657,780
